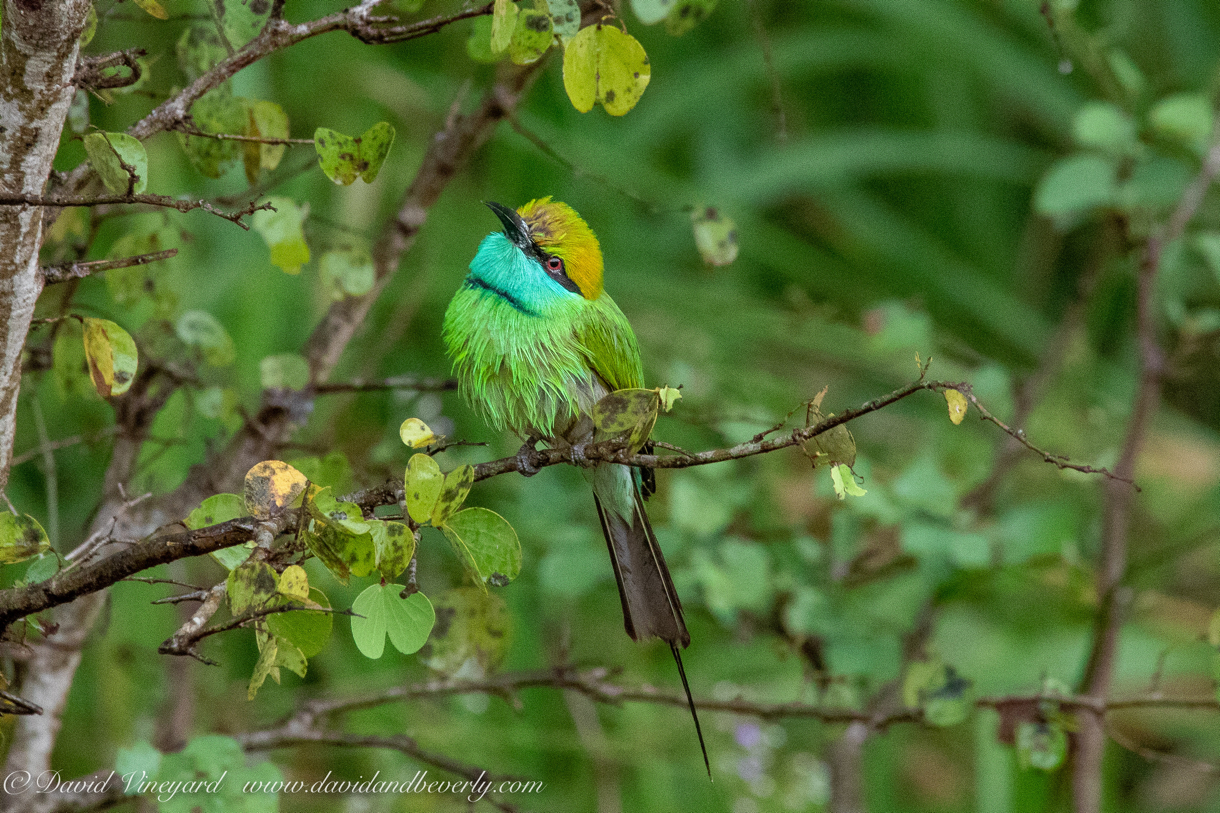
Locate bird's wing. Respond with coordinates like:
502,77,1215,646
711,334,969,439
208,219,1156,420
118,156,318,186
574,295,644,392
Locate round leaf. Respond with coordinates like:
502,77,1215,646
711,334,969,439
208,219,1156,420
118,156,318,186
319,247,375,300
83,131,148,194
82,318,138,398
251,196,310,274
419,588,511,678
259,353,310,390
509,9,553,65
399,418,437,448
175,310,235,366
244,460,308,519
405,453,444,524
371,519,416,580
944,388,968,425
563,25,651,116
267,587,332,658
430,464,474,526
440,507,522,587
0,513,51,565
351,583,435,658
691,206,738,266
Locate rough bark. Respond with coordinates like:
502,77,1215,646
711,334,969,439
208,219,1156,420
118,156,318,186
0,0,92,493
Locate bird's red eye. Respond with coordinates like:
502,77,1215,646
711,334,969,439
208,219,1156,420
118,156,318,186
546,256,563,273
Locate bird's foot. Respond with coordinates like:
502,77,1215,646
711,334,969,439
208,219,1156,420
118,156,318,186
568,442,592,468
515,439,541,477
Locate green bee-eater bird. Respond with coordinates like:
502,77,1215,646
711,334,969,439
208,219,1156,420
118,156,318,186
443,198,709,774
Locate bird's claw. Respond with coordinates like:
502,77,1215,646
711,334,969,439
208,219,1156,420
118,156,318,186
516,440,540,477
568,442,591,468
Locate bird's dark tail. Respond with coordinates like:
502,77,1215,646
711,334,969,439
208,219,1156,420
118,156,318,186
593,467,710,777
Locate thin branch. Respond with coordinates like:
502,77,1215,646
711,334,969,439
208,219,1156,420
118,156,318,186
0,193,272,229
40,248,178,285
172,123,316,145
313,375,457,394
73,48,145,91
1071,114,1220,813
0,375,1123,630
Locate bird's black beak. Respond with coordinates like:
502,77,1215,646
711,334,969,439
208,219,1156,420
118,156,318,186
486,201,532,250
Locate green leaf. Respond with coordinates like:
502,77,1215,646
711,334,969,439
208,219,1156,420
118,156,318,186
1116,155,1193,214
509,9,553,65
0,513,51,565
82,317,138,398
78,5,98,48
313,123,395,185
226,560,277,617
372,520,416,580
466,15,502,63
176,310,236,366
319,247,375,300
830,464,866,500
248,631,306,700
155,735,281,811
267,587,333,658
351,583,436,658
185,493,252,569
1072,101,1138,157
23,552,60,583
630,0,674,25
902,658,973,727
177,91,245,178
430,464,475,526
490,0,519,53
440,507,522,587
1149,92,1214,154
691,206,738,266
803,403,856,468
177,24,228,82
546,0,580,42
302,486,377,582
287,451,355,494
84,132,148,195
405,453,444,524
1033,153,1118,226
591,388,658,452
665,0,717,35
115,741,162,792
1016,720,1068,772
419,587,511,678
562,24,651,116
252,196,310,274
219,0,272,49
243,99,289,180
259,353,310,390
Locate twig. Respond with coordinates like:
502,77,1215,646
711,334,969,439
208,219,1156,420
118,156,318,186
41,248,178,285
0,193,273,229
172,123,315,145
313,375,457,394
1071,114,1220,813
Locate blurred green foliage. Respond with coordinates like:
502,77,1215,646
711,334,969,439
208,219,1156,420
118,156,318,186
7,0,1220,810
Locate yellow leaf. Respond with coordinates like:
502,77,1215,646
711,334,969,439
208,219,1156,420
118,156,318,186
562,24,651,116
277,564,310,602
399,418,437,448
132,0,169,20
82,318,138,398
944,389,968,425
244,460,309,519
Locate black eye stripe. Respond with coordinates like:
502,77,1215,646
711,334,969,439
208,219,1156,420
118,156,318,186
530,245,579,294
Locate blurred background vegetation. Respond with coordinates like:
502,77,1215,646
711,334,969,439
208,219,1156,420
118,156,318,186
7,0,1220,810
